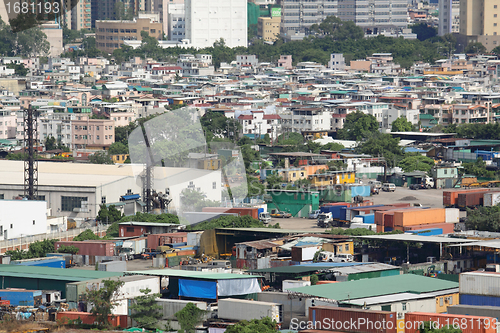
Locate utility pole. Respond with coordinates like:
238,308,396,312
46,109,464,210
24,108,38,200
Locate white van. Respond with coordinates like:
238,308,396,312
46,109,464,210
368,180,382,189
382,183,396,192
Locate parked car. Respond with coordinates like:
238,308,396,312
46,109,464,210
368,180,382,189
382,183,396,192
271,211,291,218
308,209,321,219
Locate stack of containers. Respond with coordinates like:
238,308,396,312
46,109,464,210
392,208,455,232
457,190,493,209
147,232,188,249
484,192,500,207
443,188,492,208
460,271,500,306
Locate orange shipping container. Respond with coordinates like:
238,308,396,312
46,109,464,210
404,312,497,333
56,312,128,328
443,188,490,207
403,222,455,234
393,208,445,227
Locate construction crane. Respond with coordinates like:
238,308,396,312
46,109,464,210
24,108,38,200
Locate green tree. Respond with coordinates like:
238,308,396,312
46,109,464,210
16,27,50,57
321,142,345,151
180,188,220,212
27,239,57,257
391,116,414,132
119,212,180,224
358,133,404,167
462,157,495,178
200,110,241,141
310,274,319,285
493,46,500,56
399,154,435,173
310,16,364,41
57,245,79,254
83,279,124,328
44,136,57,150
89,151,113,164
465,206,500,232
73,229,100,241
337,111,379,141
175,302,206,333
96,204,123,224
7,63,28,76
186,215,273,231
106,222,120,238
130,288,162,330
225,317,278,333
410,23,437,41
108,142,129,155
265,172,285,190
465,42,486,54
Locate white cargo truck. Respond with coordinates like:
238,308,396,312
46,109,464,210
218,298,283,324
120,238,147,260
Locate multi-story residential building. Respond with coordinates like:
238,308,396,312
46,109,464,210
438,0,452,36
110,111,135,127
420,104,453,126
177,54,214,76
328,53,346,71
72,116,115,149
337,0,408,35
236,55,259,68
281,0,338,38
38,112,76,149
280,107,331,133
167,2,185,41
237,111,281,139
0,110,16,139
71,0,92,30
278,55,293,69
459,0,500,51
452,104,490,124
185,0,247,48
452,0,460,33
96,14,163,53
258,15,281,42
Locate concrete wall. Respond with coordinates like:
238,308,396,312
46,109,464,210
0,200,47,240
258,291,307,329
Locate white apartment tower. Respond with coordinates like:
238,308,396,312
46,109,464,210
168,3,186,41
337,0,408,34
281,0,338,37
438,0,452,36
185,0,247,48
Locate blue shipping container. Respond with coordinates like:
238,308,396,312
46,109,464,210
14,257,65,269
320,205,348,219
460,294,500,307
406,228,443,236
350,185,371,197
362,214,375,224
340,207,347,220
0,290,42,306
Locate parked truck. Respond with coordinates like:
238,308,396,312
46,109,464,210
317,212,333,228
259,212,271,224
120,237,147,260
318,251,354,262
218,298,283,325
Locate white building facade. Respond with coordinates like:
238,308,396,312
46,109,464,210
185,0,247,48
438,0,452,36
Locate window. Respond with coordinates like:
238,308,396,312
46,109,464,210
101,196,106,204
96,126,99,130
10,224,12,229
97,135,100,140
33,220,35,225
345,244,349,251
439,297,444,307
126,227,134,232
402,303,407,311
212,182,216,189
444,169,448,175
105,135,108,139
0,194,3,199
61,196,88,212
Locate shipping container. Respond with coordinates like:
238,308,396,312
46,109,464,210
457,191,491,209
484,192,500,207
282,280,311,292
393,208,446,227
98,261,127,272
308,306,397,333
404,312,496,333
321,205,349,220
156,299,207,320
56,312,128,328
460,271,500,297
362,214,375,224
460,294,500,306
292,245,322,262
147,232,188,249
218,298,283,324
346,205,384,222
187,232,203,247
322,202,352,207
448,304,500,319
445,208,460,223
385,213,395,228
0,289,42,307
201,207,259,219
12,257,66,268
403,222,455,234
55,240,115,257
120,237,147,259
443,188,490,208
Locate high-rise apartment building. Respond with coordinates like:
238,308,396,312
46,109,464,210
281,0,338,38
459,0,500,51
71,0,92,30
438,0,452,36
281,0,408,38
168,3,185,41
185,0,247,48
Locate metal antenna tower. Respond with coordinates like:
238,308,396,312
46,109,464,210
141,123,154,213
24,108,38,200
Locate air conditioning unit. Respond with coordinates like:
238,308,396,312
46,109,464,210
397,312,404,319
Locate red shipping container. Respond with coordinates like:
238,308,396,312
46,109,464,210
457,191,494,209
176,249,196,256
443,188,490,207
55,241,115,257
376,225,384,233
384,212,395,228
56,312,128,328
403,222,455,234
323,202,352,208
148,232,188,248
201,207,259,219
308,306,397,333
0,299,10,306
404,312,496,333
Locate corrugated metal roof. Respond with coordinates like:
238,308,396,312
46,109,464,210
329,263,399,274
235,240,280,250
357,234,475,244
448,240,500,249
127,269,261,280
347,288,459,306
118,222,182,227
280,237,331,251
250,263,366,274
0,265,122,281
289,274,458,301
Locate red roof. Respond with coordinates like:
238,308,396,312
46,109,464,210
332,114,347,118
152,66,182,71
252,110,264,113
194,103,211,107
263,114,281,120
238,115,253,120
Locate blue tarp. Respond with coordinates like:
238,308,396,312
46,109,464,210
121,194,140,201
178,279,217,299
